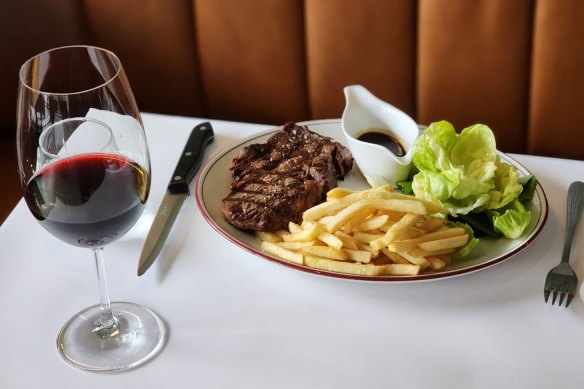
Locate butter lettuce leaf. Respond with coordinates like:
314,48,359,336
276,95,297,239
490,199,532,239
410,120,533,241
412,120,458,172
487,157,523,210
411,122,500,215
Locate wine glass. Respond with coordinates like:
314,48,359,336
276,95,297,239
16,46,167,372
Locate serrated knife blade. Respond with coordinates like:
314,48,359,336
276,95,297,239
138,122,214,276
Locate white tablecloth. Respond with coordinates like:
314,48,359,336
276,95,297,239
1,113,584,388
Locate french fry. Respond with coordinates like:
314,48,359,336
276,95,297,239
317,231,344,250
377,263,421,276
353,231,385,244
317,215,335,225
380,248,411,265
295,221,344,249
407,246,456,258
256,186,472,277
342,209,374,232
302,193,366,221
274,230,291,238
343,248,372,264
357,242,380,259
426,256,447,270
281,223,322,242
395,227,425,241
334,231,360,249
385,240,418,253
381,210,408,222
372,227,428,251
377,219,397,232
399,251,431,269
417,217,446,232
436,254,453,265
417,234,468,251
354,214,390,231
277,241,318,250
387,227,466,252
304,255,382,276
383,213,423,243
306,253,419,276
304,189,419,221
326,187,357,200
260,241,303,265
300,246,348,261
255,231,283,243
325,199,427,233
288,221,303,233
370,237,389,250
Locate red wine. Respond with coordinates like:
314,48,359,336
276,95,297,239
25,153,149,247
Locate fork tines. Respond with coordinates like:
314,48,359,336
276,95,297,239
544,288,574,307
544,263,578,307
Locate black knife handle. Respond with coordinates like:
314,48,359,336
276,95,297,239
167,122,214,194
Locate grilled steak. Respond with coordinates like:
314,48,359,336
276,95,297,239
221,122,353,231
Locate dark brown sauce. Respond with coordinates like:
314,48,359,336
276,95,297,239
356,129,406,157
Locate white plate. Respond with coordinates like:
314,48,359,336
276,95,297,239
195,120,548,282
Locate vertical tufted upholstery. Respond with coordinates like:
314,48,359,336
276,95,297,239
1,0,584,221
305,0,417,120
84,0,204,117
418,0,533,154
529,0,584,159
194,0,309,123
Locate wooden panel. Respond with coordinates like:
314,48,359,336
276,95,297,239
529,0,584,159
418,0,532,153
305,0,416,120
194,0,308,124
84,0,204,117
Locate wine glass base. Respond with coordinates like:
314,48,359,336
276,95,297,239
57,302,167,372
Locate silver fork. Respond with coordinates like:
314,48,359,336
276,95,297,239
544,181,584,307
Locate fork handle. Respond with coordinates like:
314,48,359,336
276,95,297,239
562,181,584,263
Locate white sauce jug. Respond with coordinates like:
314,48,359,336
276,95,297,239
341,85,420,187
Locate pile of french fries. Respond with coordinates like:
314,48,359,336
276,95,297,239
257,185,471,276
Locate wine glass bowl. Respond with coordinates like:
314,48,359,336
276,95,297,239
30,117,147,248
17,46,166,372
38,117,117,160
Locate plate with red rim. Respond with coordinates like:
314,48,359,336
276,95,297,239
195,119,548,282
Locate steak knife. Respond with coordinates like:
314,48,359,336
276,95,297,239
138,122,214,276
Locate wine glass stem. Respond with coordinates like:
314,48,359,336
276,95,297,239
92,247,119,336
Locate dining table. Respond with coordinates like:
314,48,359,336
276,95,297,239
1,112,584,389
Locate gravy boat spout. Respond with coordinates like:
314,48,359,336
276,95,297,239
341,85,420,187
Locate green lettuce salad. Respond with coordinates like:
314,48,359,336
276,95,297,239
399,120,537,240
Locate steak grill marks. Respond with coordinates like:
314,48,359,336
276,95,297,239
221,122,353,231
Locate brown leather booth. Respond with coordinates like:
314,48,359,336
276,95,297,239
1,0,583,222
